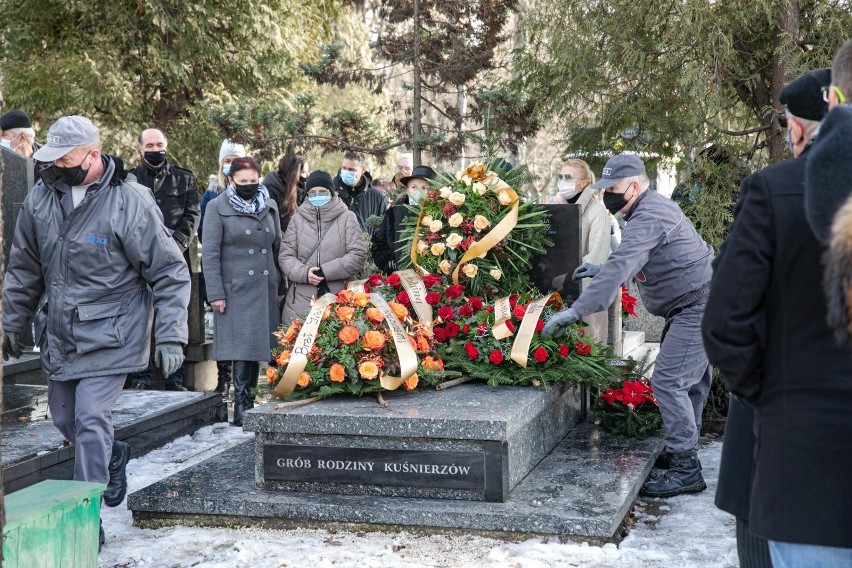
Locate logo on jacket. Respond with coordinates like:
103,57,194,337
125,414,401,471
85,233,109,249
635,270,646,282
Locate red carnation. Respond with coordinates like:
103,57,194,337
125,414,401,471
513,304,526,319
437,305,454,321
476,323,488,335
433,326,447,343
464,341,479,360
445,285,465,299
559,344,570,357
533,347,549,363
386,273,402,288
505,320,515,332
535,319,544,332
445,322,460,338
396,291,411,307
368,274,384,287
425,292,442,306
469,297,483,311
574,341,591,356
509,294,519,307
458,305,474,317
422,274,442,288
462,323,471,335
486,306,494,313
489,349,504,365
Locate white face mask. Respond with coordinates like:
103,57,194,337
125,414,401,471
0,139,11,149
558,180,579,199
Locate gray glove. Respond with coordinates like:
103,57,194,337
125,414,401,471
155,342,185,378
542,308,580,339
572,262,602,281
2,331,22,361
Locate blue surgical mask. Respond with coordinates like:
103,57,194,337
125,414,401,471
339,170,358,186
308,195,331,208
222,163,231,176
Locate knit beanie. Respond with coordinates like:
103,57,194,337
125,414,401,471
305,170,336,195
219,139,246,165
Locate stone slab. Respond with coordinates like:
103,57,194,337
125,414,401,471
245,383,584,502
128,422,662,542
2,386,227,493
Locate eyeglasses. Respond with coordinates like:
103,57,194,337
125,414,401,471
307,188,331,197
554,173,574,181
823,85,847,104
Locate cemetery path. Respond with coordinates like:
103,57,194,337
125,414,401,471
99,425,737,568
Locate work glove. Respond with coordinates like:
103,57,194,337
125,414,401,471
541,308,580,339
572,262,602,281
155,342,185,378
2,331,22,361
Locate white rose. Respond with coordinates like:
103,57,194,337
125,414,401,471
472,181,488,195
498,191,513,206
417,241,429,255
430,242,446,256
448,213,464,227
429,220,443,233
439,260,453,275
439,186,452,199
448,192,466,206
473,214,491,232
462,264,479,278
455,170,465,181
446,233,464,250
490,269,502,281
460,175,473,187
421,215,433,226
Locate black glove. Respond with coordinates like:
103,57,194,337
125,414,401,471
3,331,22,361
541,308,580,339
572,262,602,281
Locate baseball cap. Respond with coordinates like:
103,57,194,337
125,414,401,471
779,68,831,122
32,116,100,162
590,153,646,190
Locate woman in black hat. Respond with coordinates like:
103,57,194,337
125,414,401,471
371,164,437,273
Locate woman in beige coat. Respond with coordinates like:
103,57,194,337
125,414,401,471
278,170,368,326
554,159,613,343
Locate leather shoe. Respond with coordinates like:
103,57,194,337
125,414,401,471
164,383,188,391
103,441,129,507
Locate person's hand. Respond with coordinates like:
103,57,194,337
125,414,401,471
210,299,226,314
155,342,185,378
572,262,602,281
307,267,325,286
542,308,580,339
2,331,22,361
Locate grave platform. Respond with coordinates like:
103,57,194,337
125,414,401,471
2,385,227,494
128,421,661,542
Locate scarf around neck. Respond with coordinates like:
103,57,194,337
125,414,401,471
227,183,269,214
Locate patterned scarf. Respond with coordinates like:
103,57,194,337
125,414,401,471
227,183,269,214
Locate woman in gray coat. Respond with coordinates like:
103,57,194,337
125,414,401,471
279,170,367,326
202,157,281,426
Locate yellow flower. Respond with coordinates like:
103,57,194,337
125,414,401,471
359,361,380,380
490,268,503,281
462,264,479,278
446,233,463,250
417,241,429,255
439,260,453,275
429,219,443,233
439,186,452,198
448,213,463,227
498,191,513,206
430,242,447,256
421,215,433,226
448,192,466,206
473,214,490,232
354,292,370,307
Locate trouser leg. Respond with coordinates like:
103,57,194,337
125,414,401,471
650,304,711,453
216,360,232,393
232,361,257,426
128,362,153,388
48,379,78,442
689,362,713,434
164,363,186,387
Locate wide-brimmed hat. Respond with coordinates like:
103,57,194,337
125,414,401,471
590,154,646,190
32,116,99,162
400,165,437,187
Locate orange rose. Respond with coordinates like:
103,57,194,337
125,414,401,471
416,335,430,353
329,363,346,383
363,330,387,351
297,372,311,388
275,350,291,367
366,307,385,324
284,324,300,343
266,366,278,384
404,373,419,391
336,306,356,322
408,335,418,350
389,302,409,321
354,292,370,307
336,289,355,303
359,361,380,380
338,326,360,345
422,356,444,371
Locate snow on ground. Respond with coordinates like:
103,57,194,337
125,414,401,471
99,425,737,568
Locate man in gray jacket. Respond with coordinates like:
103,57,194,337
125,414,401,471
2,116,190,544
543,153,714,498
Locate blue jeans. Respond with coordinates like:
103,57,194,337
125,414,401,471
769,540,852,568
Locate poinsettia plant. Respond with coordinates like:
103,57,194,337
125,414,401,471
594,359,663,439
621,285,639,319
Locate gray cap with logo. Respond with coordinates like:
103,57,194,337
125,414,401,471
33,116,100,162
590,153,646,190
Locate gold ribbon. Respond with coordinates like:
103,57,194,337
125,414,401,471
510,294,556,368
368,293,418,390
394,269,433,325
273,293,337,398
347,279,367,293
409,207,428,276
451,182,519,285
491,296,514,340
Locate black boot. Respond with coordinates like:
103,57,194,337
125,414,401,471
640,449,706,498
232,361,258,427
653,449,672,470
216,360,232,395
103,440,130,507
99,519,105,552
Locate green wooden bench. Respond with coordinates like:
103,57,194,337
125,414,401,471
3,480,105,567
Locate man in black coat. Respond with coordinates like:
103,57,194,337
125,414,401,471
333,150,387,236
703,66,852,567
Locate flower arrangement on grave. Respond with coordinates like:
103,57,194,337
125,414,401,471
621,285,639,319
267,285,446,401
593,359,663,439
398,161,553,299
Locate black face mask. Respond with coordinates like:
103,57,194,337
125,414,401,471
54,152,92,187
234,182,259,200
143,150,167,168
603,186,632,214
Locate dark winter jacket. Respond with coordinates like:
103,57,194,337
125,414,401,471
333,170,387,235
3,155,191,380
702,151,852,547
130,161,200,252
371,195,411,273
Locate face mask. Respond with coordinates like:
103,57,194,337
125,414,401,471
144,150,167,167
603,186,631,215
234,182,259,200
409,190,423,203
222,163,231,176
558,181,579,199
54,152,92,186
785,130,794,154
0,139,10,149
339,170,358,186
308,195,331,208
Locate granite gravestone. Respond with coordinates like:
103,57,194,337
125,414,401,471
1,146,34,270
